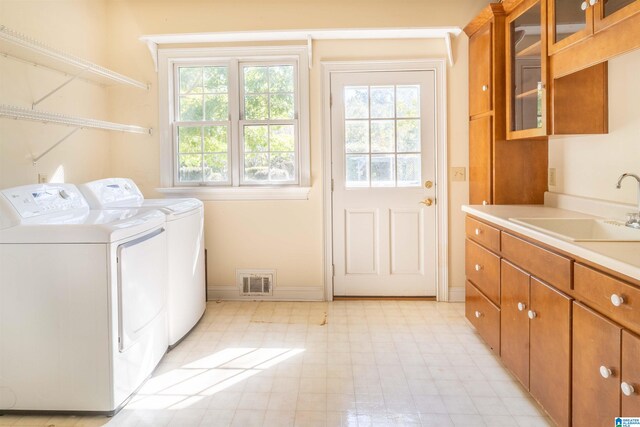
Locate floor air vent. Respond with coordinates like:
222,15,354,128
237,270,275,296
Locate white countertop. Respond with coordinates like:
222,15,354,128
462,204,640,282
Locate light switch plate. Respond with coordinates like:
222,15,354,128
37,173,48,184
451,167,466,182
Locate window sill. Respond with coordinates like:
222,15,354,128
156,186,311,201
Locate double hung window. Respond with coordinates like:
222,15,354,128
160,47,309,195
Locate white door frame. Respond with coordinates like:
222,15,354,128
321,59,449,302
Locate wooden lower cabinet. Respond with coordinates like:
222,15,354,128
500,260,530,388
465,280,500,354
573,302,621,427
573,302,640,426
529,278,572,427
622,330,640,416
499,260,572,427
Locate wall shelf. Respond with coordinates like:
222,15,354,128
0,25,149,90
0,104,152,135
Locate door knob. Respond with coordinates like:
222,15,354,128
621,382,635,396
581,1,588,10
600,366,613,379
420,198,434,206
517,302,526,311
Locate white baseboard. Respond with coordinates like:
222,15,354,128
207,285,325,301
448,287,465,302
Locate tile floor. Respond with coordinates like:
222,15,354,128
0,301,553,427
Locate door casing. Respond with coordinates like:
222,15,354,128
321,59,449,301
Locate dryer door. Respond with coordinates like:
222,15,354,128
117,227,166,352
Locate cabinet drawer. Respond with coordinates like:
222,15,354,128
501,232,572,293
465,239,501,305
466,280,500,355
466,216,500,253
575,263,640,335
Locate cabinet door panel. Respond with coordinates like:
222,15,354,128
469,24,492,116
573,302,621,427
622,330,640,417
465,280,500,355
500,260,530,388
529,278,571,427
469,116,492,205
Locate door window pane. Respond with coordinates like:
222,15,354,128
371,154,395,187
344,86,369,119
343,84,422,188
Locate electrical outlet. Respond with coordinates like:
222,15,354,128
38,173,48,184
548,168,557,187
451,167,466,182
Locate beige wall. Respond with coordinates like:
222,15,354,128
549,49,640,206
1,0,485,299
106,0,479,299
0,0,112,187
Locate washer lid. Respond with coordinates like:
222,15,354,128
0,207,165,244
139,198,203,219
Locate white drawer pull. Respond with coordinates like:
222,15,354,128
600,366,613,379
610,294,625,307
475,311,482,318
527,310,537,320
517,302,526,312
482,200,488,206
475,228,481,236
482,84,489,92
621,382,635,396
474,264,483,272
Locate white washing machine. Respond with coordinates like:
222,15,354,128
79,178,206,347
0,184,168,414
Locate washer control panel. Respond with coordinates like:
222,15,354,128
1,184,88,218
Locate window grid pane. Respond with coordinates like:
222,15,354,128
177,125,230,183
344,85,421,188
242,63,297,184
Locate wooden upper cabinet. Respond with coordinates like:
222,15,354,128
506,0,549,139
593,0,640,32
468,116,492,205
548,0,594,54
469,23,492,117
550,0,640,77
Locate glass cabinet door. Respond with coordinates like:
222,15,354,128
549,0,593,53
593,0,640,32
507,0,547,138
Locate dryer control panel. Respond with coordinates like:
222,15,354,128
1,184,88,218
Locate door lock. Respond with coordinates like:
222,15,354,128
420,198,434,206
424,180,433,189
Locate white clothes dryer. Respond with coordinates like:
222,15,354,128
79,178,205,347
0,184,168,414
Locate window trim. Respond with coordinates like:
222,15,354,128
157,46,310,200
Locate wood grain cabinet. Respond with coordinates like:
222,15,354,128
465,3,548,205
549,0,640,77
549,0,640,54
573,302,640,426
464,214,640,427
499,259,572,427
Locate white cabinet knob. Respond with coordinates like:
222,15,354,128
621,382,635,396
474,264,483,272
527,310,537,319
482,200,488,206
517,302,527,311
482,84,489,92
610,294,625,307
600,366,613,379
589,0,598,5
475,311,482,318
581,1,589,10
475,228,481,236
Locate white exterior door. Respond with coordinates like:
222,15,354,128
331,71,437,297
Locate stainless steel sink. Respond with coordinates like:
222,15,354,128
509,217,640,242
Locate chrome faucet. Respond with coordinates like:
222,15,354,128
616,173,640,229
